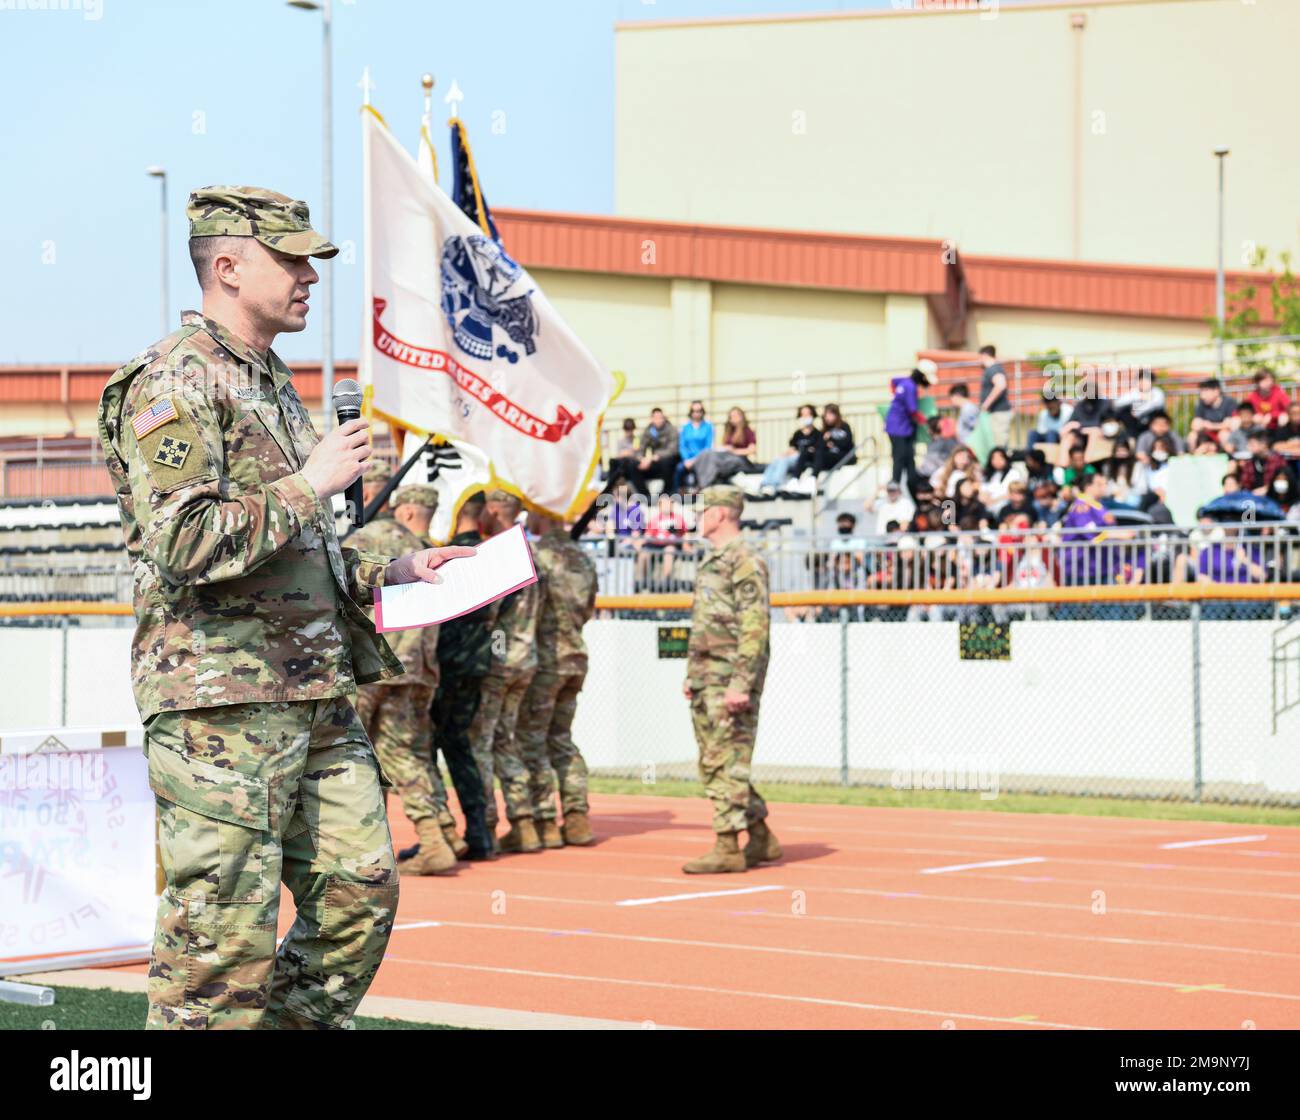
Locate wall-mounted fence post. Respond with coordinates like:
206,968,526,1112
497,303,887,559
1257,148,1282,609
839,609,850,786
1191,600,1204,802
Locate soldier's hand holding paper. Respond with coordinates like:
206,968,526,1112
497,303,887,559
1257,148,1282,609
375,523,537,630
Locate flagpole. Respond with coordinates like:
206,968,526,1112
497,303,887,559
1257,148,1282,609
359,66,374,433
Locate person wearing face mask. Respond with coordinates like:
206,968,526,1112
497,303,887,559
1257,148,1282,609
1236,428,1297,501
1134,411,1186,463
1059,380,1116,444
885,359,934,498
760,404,820,493
1106,441,1142,508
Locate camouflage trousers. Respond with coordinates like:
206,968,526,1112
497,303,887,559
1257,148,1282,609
689,687,769,834
431,669,491,852
470,668,537,830
354,681,439,827
145,696,398,1030
516,669,590,822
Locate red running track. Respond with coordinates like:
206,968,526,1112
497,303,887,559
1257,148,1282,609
93,792,1300,1029
365,792,1300,1030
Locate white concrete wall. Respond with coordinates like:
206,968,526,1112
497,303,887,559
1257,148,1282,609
3,618,1295,799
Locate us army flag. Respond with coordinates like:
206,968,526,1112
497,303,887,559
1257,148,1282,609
361,106,617,517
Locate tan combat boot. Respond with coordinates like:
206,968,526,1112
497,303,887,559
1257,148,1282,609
442,824,469,858
560,811,595,847
400,818,458,876
499,818,543,853
537,818,565,849
743,819,783,867
682,831,746,874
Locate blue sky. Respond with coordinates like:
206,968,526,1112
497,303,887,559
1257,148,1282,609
0,0,896,365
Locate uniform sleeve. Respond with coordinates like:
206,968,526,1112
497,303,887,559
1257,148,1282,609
341,547,391,598
124,381,322,587
728,552,770,694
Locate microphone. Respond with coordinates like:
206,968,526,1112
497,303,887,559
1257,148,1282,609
334,378,366,528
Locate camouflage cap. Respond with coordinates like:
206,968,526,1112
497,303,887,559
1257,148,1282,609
392,484,439,511
698,484,744,513
187,186,338,259
485,488,522,508
363,461,392,483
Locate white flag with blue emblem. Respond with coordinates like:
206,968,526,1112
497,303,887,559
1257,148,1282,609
361,106,617,519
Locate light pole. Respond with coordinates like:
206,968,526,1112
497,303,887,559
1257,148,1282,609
1214,146,1230,379
146,166,168,336
288,0,334,428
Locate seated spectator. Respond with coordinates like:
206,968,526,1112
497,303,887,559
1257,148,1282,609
1181,524,1267,584
1022,447,1052,489
1246,368,1290,430
1060,467,1117,586
1189,378,1239,452
608,417,639,480
675,401,715,491
1061,385,1115,439
626,408,680,495
932,444,979,497
605,480,646,537
980,446,1024,507
1058,441,1090,488
1134,411,1187,462
999,479,1041,525
1269,403,1300,453
760,404,820,492
954,476,992,529
692,406,757,488
633,493,688,588
866,479,916,535
1131,436,1176,514
1105,440,1143,508
1223,402,1258,457
919,415,958,478
1115,366,1165,438
1034,479,1066,525
818,403,857,473
1026,389,1073,450
826,512,868,589
950,383,980,446
1236,427,1296,499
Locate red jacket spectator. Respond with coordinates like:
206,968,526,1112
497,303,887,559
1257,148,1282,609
1246,376,1290,429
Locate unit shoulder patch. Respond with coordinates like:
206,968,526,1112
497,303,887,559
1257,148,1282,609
131,395,215,494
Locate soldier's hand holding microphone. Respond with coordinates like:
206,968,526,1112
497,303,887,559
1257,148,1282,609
301,417,475,586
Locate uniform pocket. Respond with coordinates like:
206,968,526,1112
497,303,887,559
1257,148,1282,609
146,738,270,830
158,798,265,904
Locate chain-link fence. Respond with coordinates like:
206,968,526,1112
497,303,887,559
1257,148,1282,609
573,594,1300,807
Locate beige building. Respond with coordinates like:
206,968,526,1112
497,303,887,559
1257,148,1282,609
615,0,1299,271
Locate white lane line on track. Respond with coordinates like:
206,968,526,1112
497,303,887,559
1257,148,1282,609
393,920,443,931
1160,835,1268,850
615,885,785,907
381,957,1097,1030
921,856,1047,875
407,921,1300,1004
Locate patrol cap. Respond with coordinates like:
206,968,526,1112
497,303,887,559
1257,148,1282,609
187,186,338,259
392,484,439,511
485,488,522,508
698,484,744,514
363,461,392,483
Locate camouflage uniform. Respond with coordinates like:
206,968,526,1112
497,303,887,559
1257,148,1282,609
347,492,443,832
517,529,598,821
431,528,497,853
469,535,540,830
687,491,771,835
97,186,402,1030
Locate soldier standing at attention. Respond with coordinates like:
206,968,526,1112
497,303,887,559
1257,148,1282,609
517,510,598,848
681,485,780,874
96,186,473,1029
348,484,457,875
470,491,543,852
432,490,498,859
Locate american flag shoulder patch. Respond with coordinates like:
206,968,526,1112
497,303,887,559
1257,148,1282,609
132,397,178,441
